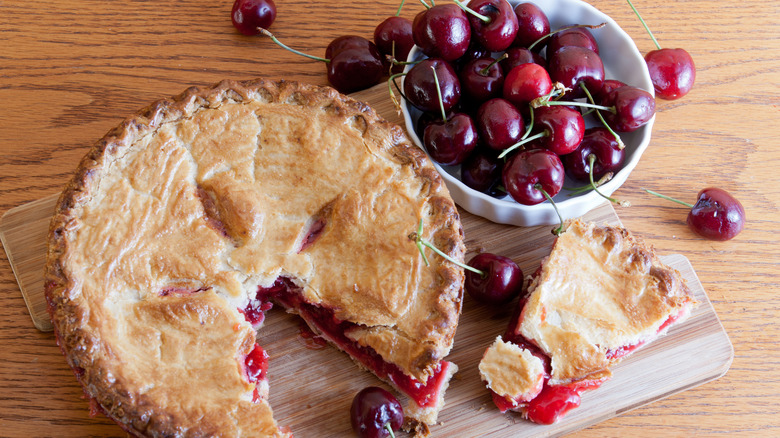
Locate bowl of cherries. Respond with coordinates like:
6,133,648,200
400,0,655,226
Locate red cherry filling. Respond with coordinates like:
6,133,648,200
255,277,450,408
244,343,270,383
299,217,326,252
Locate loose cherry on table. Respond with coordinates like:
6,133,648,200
350,387,404,438
511,2,550,50
455,0,519,52
626,0,695,99
644,188,746,241
409,221,523,305
412,3,471,61
259,30,383,94
231,0,276,35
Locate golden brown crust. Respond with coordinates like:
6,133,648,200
45,79,464,436
519,219,696,385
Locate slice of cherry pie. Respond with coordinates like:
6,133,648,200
479,219,696,424
45,79,465,437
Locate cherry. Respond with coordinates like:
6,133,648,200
599,85,656,132
645,188,746,241
594,79,627,103
502,62,553,107
502,149,565,206
454,40,491,71
627,0,695,99
465,253,524,305
260,30,383,94
456,0,519,52
350,387,403,438
424,113,478,165
563,127,625,182
500,46,547,74
546,27,599,57
533,105,585,155
476,98,525,151
412,3,471,61
461,147,506,197
231,0,276,36
374,0,414,70
547,46,604,99
403,58,461,113
459,56,505,103
511,2,550,50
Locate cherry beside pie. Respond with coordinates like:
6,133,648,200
478,219,696,424
45,79,465,437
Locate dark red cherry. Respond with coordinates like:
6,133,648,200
525,384,581,425
688,188,745,241
459,57,505,103
231,0,276,36
600,85,656,132
503,62,553,107
325,36,385,94
350,387,404,438
423,113,479,165
404,58,461,113
374,16,414,65
645,187,746,241
476,98,525,151
461,147,506,197
534,105,585,155
465,253,524,305
546,27,599,58
563,127,625,182
462,0,519,52
512,2,550,50
594,79,627,103
548,46,604,99
645,48,695,100
412,4,471,61
500,46,547,74
502,149,565,205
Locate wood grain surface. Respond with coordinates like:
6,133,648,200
0,0,778,436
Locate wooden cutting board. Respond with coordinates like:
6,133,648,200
0,84,733,437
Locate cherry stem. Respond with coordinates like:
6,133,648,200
410,220,484,275
643,188,694,208
388,72,407,112
431,66,447,122
453,0,490,23
396,0,407,16
385,422,396,438
259,28,330,63
580,83,626,149
625,0,662,50
419,0,432,9
479,53,509,76
521,104,536,141
586,155,630,207
534,99,613,112
528,22,607,51
497,131,547,159
536,185,565,235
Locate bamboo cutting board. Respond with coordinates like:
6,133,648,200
0,84,733,437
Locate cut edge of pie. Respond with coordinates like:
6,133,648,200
44,78,465,437
478,219,697,424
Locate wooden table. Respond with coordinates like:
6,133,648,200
1,0,778,436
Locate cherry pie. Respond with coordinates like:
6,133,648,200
45,79,465,437
479,219,696,424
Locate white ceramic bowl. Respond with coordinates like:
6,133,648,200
401,0,654,226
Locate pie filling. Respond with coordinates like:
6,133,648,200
490,293,684,424
241,276,450,408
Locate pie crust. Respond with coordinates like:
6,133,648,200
479,219,696,423
45,79,465,437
